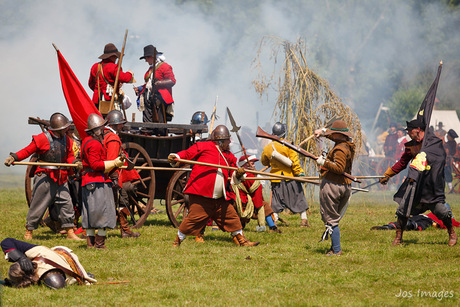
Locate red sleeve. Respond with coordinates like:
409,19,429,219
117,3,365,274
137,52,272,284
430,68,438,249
105,140,120,160
177,143,201,161
156,63,176,84
88,63,98,91
86,141,106,171
14,139,39,161
391,147,413,174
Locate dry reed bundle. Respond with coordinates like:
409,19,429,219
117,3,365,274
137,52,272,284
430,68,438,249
253,36,362,182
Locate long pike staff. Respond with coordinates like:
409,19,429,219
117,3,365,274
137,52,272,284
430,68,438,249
109,29,128,119
226,107,250,165
256,126,361,183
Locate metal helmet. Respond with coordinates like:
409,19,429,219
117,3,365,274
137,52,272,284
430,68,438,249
211,125,231,141
85,113,107,132
40,270,66,290
48,113,71,131
272,122,286,138
191,111,208,125
106,110,127,125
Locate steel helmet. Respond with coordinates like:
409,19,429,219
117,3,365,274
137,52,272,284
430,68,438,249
211,125,231,141
190,111,209,125
40,270,67,290
85,113,107,132
272,122,286,138
106,110,127,125
48,113,71,131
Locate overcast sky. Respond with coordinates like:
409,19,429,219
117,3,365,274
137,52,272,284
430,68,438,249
1,0,458,177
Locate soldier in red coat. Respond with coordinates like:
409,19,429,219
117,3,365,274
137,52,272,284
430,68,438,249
103,110,141,238
4,113,83,241
168,125,259,247
135,45,176,126
88,43,134,108
81,113,124,249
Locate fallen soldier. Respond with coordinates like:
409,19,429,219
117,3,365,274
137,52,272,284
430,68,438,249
1,238,96,289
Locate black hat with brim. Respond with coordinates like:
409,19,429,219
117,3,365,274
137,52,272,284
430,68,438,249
405,119,425,130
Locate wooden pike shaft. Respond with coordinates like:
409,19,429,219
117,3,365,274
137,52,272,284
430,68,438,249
94,281,130,285
13,161,191,172
13,161,78,167
175,158,317,184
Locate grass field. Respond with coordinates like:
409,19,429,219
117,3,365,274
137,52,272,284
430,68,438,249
0,183,458,306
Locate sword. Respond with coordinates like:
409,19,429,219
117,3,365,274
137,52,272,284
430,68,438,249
226,107,251,166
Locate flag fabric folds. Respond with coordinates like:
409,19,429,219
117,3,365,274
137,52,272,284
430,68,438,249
56,50,100,139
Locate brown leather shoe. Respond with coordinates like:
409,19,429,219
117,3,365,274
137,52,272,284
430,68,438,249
173,235,182,247
24,229,33,240
233,233,259,246
94,234,107,249
392,229,403,246
87,236,95,249
195,234,205,243
269,226,282,234
66,228,85,241
326,249,343,256
447,227,457,246
118,210,141,238
300,219,311,227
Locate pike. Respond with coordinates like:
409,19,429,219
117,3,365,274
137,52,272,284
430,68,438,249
12,161,191,172
109,29,129,119
256,126,361,183
226,107,250,165
209,95,218,132
298,115,343,147
241,176,367,192
173,158,319,184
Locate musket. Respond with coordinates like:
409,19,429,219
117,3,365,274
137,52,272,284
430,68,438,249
28,117,49,133
173,158,318,184
298,115,343,147
109,29,129,119
226,107,250,165
256,126,361,183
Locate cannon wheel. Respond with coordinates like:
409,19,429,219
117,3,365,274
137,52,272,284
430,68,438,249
25,156,38,207
122,142,156,229
165,168,190,228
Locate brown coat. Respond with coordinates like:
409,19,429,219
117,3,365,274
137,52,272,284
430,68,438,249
320,141,355,185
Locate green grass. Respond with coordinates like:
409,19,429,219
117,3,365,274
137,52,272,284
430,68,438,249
0,187,459,306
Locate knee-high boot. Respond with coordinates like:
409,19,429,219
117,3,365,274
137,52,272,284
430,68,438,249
392,216,407,246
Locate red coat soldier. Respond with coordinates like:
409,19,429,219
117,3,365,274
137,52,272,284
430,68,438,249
136,45,176,125
4,113,82,241
88,43,134,108
81,113,123,249
168,125,259,247
103,110,141,238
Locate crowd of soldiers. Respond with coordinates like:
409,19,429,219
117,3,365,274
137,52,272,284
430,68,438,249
1,42,458,289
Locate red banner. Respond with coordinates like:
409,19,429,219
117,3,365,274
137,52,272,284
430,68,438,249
56,50,100,139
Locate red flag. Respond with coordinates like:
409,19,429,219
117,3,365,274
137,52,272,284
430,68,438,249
56,50,100,139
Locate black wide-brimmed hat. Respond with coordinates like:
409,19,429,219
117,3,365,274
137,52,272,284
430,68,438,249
448,129,458,138
139,44,163,60
405,119,425,130
99,43,121,60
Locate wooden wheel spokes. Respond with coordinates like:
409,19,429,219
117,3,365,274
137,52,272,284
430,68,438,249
173,203,186,219
122,142,155,229
166,169,191,228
